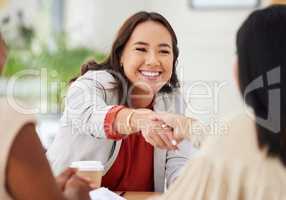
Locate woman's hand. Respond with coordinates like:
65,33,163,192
63,174,94,200
56,168,77,191
131,109,178,150
56,168,97,200
156,112,193,143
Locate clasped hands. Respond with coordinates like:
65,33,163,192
129,109,192,150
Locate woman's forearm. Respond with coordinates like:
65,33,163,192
114,108,152,135
114,108,137,135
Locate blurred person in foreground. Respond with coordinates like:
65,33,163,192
0,33,96,200
151,5,286,200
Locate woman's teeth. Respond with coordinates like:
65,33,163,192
140,70,161,77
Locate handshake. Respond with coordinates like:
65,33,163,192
115,108,204,150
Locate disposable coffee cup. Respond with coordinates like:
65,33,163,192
71,161,104,187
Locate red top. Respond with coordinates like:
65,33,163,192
102,105,154,191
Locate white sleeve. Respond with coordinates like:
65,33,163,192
61,77,114,138
165,140,198,187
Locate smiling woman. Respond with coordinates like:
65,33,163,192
120,20,174,97
46,11,196,193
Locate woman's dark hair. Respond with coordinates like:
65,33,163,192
71,11,180,105
236,5,286,166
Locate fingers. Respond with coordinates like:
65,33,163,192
148,134,175,150
58,168,99,192
73,175,91,186
142,121,177,150
156,112,194,141
78,176,100,190
156,131,177,150
141,131,157,147
139,111,185,150
153,119,178,150
142,130,172,150
67,174,96,191
164,131,179,150
60,167,77,178
63,173,97,200
154,112,175,127
73,175,92,185
56,167,78,190
149,132,170,149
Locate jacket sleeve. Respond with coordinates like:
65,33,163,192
165,140,199,187
61,73,120,139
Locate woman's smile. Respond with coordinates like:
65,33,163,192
138,69,163,81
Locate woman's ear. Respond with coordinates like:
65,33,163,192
120,56,125,68
120,55,124,66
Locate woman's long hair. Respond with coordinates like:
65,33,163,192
236,5,286,166
71,11,180,105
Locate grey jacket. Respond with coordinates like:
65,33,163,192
46,70,197,192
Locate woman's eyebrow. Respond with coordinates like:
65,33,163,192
133,41,171,49
133,41,149,46
159,43,171,48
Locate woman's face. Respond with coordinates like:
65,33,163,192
120,20,174,94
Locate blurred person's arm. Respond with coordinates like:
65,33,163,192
6,123,92,200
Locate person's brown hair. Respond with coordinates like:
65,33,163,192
71,11,180,105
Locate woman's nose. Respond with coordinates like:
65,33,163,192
145,52,160,66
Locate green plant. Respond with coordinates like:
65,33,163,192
4,47,106,84
3,46,106,109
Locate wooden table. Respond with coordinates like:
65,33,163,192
118,192,161,200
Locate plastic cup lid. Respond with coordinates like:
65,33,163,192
70,161,104,171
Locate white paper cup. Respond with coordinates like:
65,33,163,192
71,161,104,187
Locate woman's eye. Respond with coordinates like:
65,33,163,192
160,50,170,54
135,48,146,52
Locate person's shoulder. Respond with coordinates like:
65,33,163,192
0,98,35,122
0,98,36,140
201,114,260,162
79,70,116,83
72,70,116,90
180,114,286,199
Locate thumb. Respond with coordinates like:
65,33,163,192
56,168,77,190
59,168,77,180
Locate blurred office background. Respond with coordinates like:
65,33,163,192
0,0,280,148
